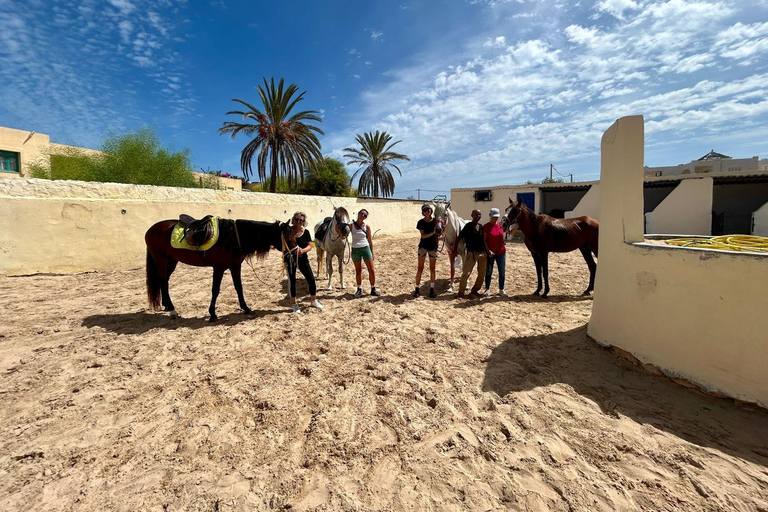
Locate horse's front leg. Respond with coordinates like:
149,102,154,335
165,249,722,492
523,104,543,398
541,253,550,298
447,246,455,292
337,252,345,289
231,264,253,315
531,252,543,296
316,247,324,279
326,255,334,291
208,266,226,322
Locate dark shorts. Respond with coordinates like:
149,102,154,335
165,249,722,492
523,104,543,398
418,247,438,259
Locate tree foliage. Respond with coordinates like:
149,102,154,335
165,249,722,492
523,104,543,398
344,131,409,198
303,157,354,197
218,77,323,193
28,127,211,188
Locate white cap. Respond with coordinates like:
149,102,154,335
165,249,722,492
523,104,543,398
490,208,501,218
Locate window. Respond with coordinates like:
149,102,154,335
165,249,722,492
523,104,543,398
0,150,19,173
474,190,492,202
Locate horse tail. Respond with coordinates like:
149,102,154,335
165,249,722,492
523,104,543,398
146,250,162,310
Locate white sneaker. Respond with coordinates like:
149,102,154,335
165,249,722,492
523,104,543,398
499,290,508,297
311,300,324,310
483,289,490,297
291,304,301,314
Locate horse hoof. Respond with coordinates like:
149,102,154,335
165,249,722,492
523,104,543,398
209,315,218,322
582,290,592,296
533,291,540,296
243,308,254,315
169,310,179,319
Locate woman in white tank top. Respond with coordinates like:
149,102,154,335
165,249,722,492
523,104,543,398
350,209,379,297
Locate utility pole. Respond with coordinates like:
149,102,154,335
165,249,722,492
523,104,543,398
550,164,553,181
569,173,573,182
417,189,420,200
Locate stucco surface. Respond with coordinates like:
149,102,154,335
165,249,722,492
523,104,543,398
589,116,768,407
644,177,713,235
0,178,422,275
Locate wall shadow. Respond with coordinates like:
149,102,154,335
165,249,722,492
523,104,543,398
482,325,768,468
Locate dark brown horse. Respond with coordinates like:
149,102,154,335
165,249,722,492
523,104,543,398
145,218,295,321
502,198,599,298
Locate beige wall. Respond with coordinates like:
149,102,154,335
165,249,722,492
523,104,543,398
0,178,423,275
0,126,52,176
451,185,541,219
565,184,600,219
589,115,768,408
752,201,768,236
644,177,712,235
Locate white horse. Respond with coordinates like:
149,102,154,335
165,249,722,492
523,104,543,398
314,206,351,291
434,201,467,292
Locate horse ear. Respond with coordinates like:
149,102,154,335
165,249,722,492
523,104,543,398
516,198,522,207
509,197,513,204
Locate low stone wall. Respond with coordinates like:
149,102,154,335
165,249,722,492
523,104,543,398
0,178,423,275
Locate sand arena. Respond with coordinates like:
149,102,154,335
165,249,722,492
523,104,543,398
1,235,767,511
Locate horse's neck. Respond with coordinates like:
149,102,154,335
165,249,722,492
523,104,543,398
517,208,538,236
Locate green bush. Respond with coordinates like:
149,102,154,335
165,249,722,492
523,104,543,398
29,127,218,189
303,157,355,197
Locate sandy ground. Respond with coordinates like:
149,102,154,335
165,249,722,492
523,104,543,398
1,234,768,512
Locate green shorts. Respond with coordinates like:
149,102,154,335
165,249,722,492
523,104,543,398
352,246,373,262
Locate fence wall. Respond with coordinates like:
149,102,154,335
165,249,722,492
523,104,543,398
589,116,768,408
0,178,423,275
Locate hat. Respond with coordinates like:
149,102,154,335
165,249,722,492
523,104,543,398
421,203,433,211
490,208,501,218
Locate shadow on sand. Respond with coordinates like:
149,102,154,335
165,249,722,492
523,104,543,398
482,325,768,468
82,309,281,334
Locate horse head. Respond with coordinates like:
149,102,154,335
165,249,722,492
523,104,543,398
502,197,524,231
281,218,298,252
334,206,351,237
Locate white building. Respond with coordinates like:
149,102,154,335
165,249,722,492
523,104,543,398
451,151,768,236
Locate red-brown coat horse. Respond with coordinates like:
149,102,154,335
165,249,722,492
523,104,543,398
502,198,599,298
145,218,294,321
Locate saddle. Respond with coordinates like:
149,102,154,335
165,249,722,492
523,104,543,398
314,216,333,242
171,215,220,251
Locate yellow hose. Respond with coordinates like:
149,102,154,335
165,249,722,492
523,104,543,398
665,235,768,253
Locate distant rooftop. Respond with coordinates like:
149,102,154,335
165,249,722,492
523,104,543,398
698,149,731,161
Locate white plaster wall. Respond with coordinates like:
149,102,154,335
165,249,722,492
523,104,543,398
451,185,541,219
0,178,423,275
644,178,712,235
565,184,600,219
589,116,768,408
752,201,768,236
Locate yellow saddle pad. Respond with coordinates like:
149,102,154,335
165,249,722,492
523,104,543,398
170,216,220,251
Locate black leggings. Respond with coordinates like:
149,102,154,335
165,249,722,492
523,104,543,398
285,254,317,298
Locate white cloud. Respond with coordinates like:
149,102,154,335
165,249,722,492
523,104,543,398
483,36,506,48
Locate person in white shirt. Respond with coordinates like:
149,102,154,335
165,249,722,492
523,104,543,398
350,209,379,297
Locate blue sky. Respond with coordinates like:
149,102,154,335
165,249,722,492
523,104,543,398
1,0,767,198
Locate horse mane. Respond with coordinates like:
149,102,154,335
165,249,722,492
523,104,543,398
219,219,285,261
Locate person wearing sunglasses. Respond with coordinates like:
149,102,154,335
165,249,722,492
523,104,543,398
350,208,379,297
284,211,323,313
414,203,439,298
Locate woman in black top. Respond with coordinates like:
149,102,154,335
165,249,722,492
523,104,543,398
284,211,323,314
414,203,440,298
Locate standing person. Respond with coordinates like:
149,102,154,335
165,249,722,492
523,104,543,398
414,203,439,298
351,208,379,297
455,209,487,298
284,211,323,313
483,207,508,297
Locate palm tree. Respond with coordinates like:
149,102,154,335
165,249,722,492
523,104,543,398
218,77,323,192
344,131,410,198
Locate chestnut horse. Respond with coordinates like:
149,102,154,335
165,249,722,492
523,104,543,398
502,198,599,298
145,218,295,321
